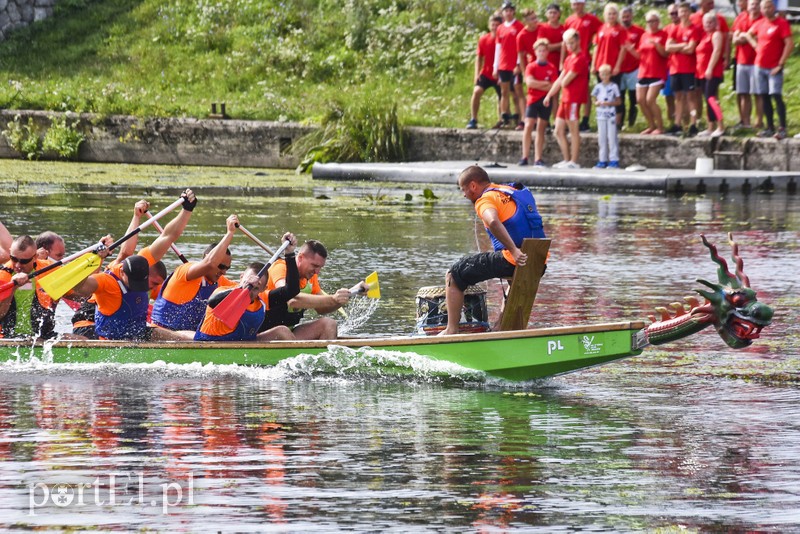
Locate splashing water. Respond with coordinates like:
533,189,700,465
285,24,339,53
337,295,380,335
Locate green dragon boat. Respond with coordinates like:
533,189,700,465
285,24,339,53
0,234,774,381
0,321,645,381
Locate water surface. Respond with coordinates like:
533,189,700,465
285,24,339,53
0,165,798,531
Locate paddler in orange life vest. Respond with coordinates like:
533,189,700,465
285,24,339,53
71,192,197,339
151,214,239,332
195,232,300,342
0,235,65,339
259,239,367,340
440,164,546,335
69,247,192,341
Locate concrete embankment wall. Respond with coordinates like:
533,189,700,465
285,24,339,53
1,110,799,172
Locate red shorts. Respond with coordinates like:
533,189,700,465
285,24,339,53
556,102,582,121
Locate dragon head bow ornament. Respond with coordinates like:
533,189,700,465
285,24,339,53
643,233,773,349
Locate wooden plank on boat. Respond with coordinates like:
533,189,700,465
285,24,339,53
499,238,551,332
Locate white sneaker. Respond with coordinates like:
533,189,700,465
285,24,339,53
563,161,581,169
794,132,800,139
710,128,725,138
697,129,712,137
553,160,569,169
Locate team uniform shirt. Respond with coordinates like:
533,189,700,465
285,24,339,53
495,20,525,72
151,262,235,331
733,12,758,65
668,23,701,74
592,82,621,120
751,16,792,69
593,23,628,73
537,23,565,67
662,23,680,74
637,30,669,80
561,51,590,104
696,32,725,79
525,60,559,104
0,258,57,339
621,24,645,73
516,26,539,66
564,12,602,56
477,32,498,81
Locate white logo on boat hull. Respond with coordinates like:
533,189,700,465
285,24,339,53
547,340,564,355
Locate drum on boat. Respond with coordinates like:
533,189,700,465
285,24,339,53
415,285,489,335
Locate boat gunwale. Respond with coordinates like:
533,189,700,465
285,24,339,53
0,321,646,351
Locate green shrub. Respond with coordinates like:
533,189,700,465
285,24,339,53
42,115,85,160
292,100,406,173
2,115,42,160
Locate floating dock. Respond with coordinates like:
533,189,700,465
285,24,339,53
312,161,799,194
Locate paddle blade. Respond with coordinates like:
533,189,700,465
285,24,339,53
0,282,14,302
211,288,252,330
365,271,380,299
38,253,102,300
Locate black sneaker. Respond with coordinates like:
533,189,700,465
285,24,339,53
688,124,699,137
533,159,546,167
579,117,591,132
774,128,787,140
667,125,682,136
518,157,529,166
757,128,775,138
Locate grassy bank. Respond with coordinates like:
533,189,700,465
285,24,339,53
0,0,798,132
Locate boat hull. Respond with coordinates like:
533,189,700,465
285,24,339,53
0,321,645,381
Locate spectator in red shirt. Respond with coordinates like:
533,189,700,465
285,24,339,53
732,0,763,129
538,4,565,69
520,39,558,167
494,2,526,130
666,2,700,137
467,14,504,130
661,4,681,132
696,12,726,137
745,0,793,139
620,6,644,129
690,0,731,127
563,0,601,132
517,9,539,76
592,3,628,127
631,10,669,134
544,28,589,169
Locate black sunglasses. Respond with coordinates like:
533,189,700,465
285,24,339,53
218,263,231,271
10,255,34,265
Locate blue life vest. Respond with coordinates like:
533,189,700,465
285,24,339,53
482,183,545,251
151,273,217,331
94,272,149,340
194,305,265,342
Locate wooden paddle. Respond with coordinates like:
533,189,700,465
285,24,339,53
0,241,104,301
38,197,185,300
146,210,188,264
236,224,275,256
212,239,291,329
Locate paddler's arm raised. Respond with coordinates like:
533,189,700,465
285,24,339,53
266,236,300,308
480,206,527,266
147,189,196,263
115,200,150,265
185,214,238,281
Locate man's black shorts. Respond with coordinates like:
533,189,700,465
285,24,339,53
449,251,515,291
526,98,551,120
476,74,501,96
497,69,516,86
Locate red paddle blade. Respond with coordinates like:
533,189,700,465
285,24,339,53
211,287,252,329
0,281,15,302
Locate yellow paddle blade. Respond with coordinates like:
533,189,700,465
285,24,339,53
38,252,103,300
365,271,380,299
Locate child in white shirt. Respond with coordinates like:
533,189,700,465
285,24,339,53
591,64,622,168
